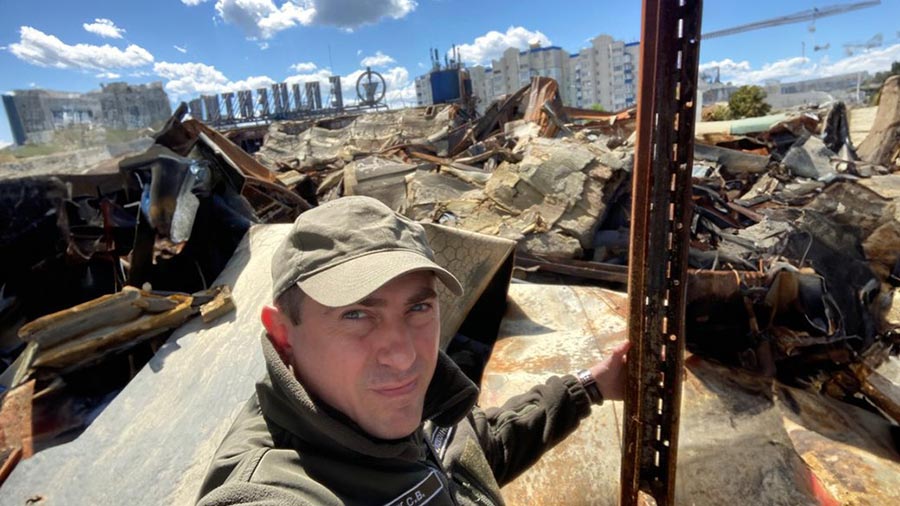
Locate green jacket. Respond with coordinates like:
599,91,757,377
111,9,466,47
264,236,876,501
196,336,594,505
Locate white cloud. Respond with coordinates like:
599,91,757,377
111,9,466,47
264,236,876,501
9,26,154,71
820,43,900,76
0,140,12,150
174,45,188,54
285,67,334,87
705,44,900,86
289,61,317,72
382,67,416,108
181,0,210,5
214,0,316,39
456,26,551,66
213,0,415,39
96,71,121,79
83,18,126,39
312,0,416,29
153,61,274,101
360,50,395,68
699,58,750,76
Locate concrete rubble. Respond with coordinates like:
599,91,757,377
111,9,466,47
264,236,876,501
1,74,900,504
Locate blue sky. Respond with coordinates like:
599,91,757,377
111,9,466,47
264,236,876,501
2,0,899,147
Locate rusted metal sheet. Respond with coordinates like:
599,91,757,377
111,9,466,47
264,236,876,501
0,379,35,462
775,382,900,505
478,283,900,505
522,77,567,138
25,288,194,372
18,288,142,348
481,284,630,505
622,1,703,505
199,285,235,324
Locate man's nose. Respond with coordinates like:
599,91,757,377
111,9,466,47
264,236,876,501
375,317,417,371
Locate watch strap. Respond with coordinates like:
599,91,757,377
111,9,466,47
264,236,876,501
576,369,604,405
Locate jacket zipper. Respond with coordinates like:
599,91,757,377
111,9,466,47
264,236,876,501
423,435,461,506
450,464,501,506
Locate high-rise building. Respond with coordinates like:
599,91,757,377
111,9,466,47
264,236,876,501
415,35,640,113
467,65,494,112
569,35,640,111
487,43,572,103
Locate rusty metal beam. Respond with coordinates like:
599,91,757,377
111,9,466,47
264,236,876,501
621,1,703,505
515,254,628,284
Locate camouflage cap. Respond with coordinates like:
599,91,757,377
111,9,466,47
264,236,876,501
271,196,463,307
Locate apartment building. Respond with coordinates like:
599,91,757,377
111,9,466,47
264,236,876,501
569,35,640,111
416,34,639,112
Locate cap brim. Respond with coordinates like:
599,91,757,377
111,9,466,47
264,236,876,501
297,250,463,307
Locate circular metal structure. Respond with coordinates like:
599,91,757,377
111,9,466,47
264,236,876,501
356,67,387,106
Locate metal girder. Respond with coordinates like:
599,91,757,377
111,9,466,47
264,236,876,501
621,1,703,505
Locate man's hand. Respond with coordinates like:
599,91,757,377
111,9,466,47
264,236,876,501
588,340,630,402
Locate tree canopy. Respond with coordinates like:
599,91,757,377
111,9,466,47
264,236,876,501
728,85,772,119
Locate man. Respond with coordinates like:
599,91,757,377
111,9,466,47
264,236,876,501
197,196,628,506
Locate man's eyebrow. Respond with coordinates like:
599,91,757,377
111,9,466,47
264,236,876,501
406,286,437,305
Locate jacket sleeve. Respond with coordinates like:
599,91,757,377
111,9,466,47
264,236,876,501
469,374,593,486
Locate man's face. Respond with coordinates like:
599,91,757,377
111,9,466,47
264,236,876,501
281,271,440,440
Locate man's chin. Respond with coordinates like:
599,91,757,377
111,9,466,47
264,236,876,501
365,413,422,440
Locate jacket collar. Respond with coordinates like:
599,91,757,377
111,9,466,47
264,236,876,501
257,334,479,462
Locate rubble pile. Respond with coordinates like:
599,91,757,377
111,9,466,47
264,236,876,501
256,77,635,259
0,104,299,475
252,75,900,416
0,74,899,498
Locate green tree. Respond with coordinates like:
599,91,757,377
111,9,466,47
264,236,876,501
590,103,605,112
728,85,771,119
870,61,900,85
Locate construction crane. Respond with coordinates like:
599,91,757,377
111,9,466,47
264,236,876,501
701,0,880,40
844,32,883,55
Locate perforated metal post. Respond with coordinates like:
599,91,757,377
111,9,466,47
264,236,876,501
621,1,703,505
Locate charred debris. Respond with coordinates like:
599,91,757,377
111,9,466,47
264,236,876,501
2,75,900,480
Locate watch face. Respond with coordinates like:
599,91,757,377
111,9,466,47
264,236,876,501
578,369,594,386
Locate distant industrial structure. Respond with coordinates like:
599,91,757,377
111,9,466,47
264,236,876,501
413,48,474,111
700,71,873,109
2,82,171,146
184,69,389,130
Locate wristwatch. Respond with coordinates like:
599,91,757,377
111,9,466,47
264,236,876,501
576,369,604,405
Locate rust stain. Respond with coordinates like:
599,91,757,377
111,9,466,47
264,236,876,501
0,379,35,460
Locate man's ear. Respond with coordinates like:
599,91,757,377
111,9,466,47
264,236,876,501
261,305,293,363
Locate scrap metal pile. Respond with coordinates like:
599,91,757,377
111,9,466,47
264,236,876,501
1,74,899,493
0,104,304,480
251,74,900,428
